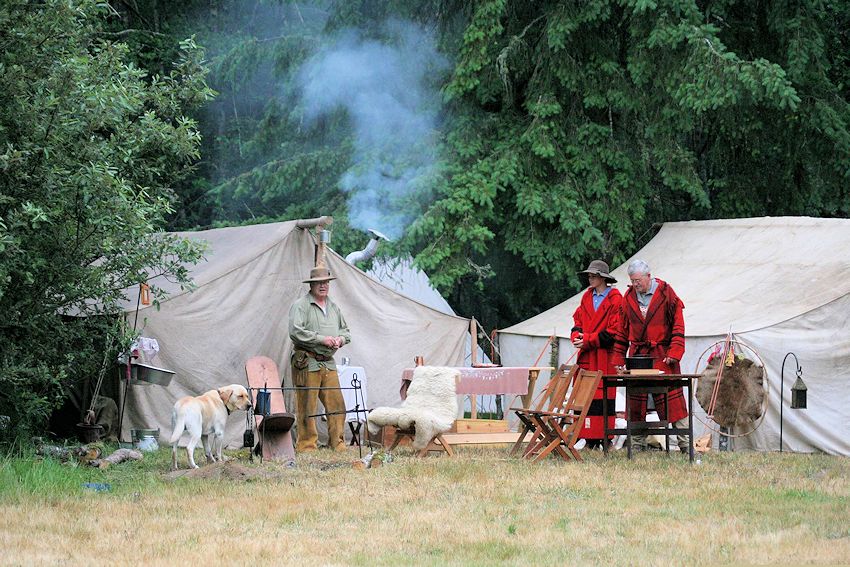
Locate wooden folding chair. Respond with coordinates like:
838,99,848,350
510,364,577,456
525,369,602,462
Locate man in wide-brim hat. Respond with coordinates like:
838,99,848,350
570,259,622,449
302,266,337,283
288,265,350,452
577,259,617,283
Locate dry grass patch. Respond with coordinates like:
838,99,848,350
1,446,848,565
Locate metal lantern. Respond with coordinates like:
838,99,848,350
254,389,271,416
791,376,808,409
318,229,331,243
780,352,808,452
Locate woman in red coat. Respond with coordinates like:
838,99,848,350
570,260,622,449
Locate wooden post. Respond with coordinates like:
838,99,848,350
549,328,559,370
522,369,541,410
315,223,326,268
470,318,478,366
470,318,478,418
493,330,504,420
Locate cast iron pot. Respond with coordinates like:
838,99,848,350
625,356,655,370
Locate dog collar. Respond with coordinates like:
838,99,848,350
225,406,231,416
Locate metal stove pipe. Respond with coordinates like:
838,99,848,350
345,229,390,265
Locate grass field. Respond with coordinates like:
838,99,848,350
1,444,848,566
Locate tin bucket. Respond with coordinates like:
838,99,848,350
131,428,160,452
254,390,271,416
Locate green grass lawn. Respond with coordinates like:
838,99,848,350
1,444,848,565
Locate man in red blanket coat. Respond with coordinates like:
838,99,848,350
611,259,689,452
570,260,622,449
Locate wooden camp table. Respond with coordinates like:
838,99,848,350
397,366,553,445
400,366,552,414
601,373,699,463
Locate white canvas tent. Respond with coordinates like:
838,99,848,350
367,257,454,315
498,217,850,456
119,220,470,446
366,256,491,364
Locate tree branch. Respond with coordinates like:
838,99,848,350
113,0,155,30
98,28,168,39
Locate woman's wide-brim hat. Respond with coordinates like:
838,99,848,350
578,260,617,283
303,267,336,283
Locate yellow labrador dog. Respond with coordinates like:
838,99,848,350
170,384,252,470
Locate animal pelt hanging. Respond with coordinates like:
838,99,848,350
696,356,765,429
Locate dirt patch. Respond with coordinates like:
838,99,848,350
163,448,391,480
163,459,285,482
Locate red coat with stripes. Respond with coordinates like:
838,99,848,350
570,287,622,440
612,278,688,423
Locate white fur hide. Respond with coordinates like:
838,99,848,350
368,366,459,449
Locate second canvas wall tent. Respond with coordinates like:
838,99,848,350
498,217,850,456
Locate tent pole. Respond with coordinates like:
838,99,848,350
296,216,334,229
296,215,334,268
470,318,478,366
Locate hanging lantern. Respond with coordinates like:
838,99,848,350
780,352,809,452
254,389,271,416
791,376,808,409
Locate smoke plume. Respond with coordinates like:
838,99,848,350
298,20,449,239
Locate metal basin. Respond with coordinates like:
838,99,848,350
121,362,175,386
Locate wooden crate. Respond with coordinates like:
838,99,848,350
451,418,509,434
369,423,529,449
442,431,530,446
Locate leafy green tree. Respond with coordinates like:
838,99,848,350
0,0,213,441
407,0,850,329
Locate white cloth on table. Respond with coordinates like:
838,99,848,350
337,365,368,423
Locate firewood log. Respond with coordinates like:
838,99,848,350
91,448,143,469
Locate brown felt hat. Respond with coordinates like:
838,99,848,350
303,266,336,283
578,259,617,283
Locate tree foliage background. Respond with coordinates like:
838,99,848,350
118,0,849,330
0,1,211,440
2,0,849,438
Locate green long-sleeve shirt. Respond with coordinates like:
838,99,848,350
288,293,351,371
